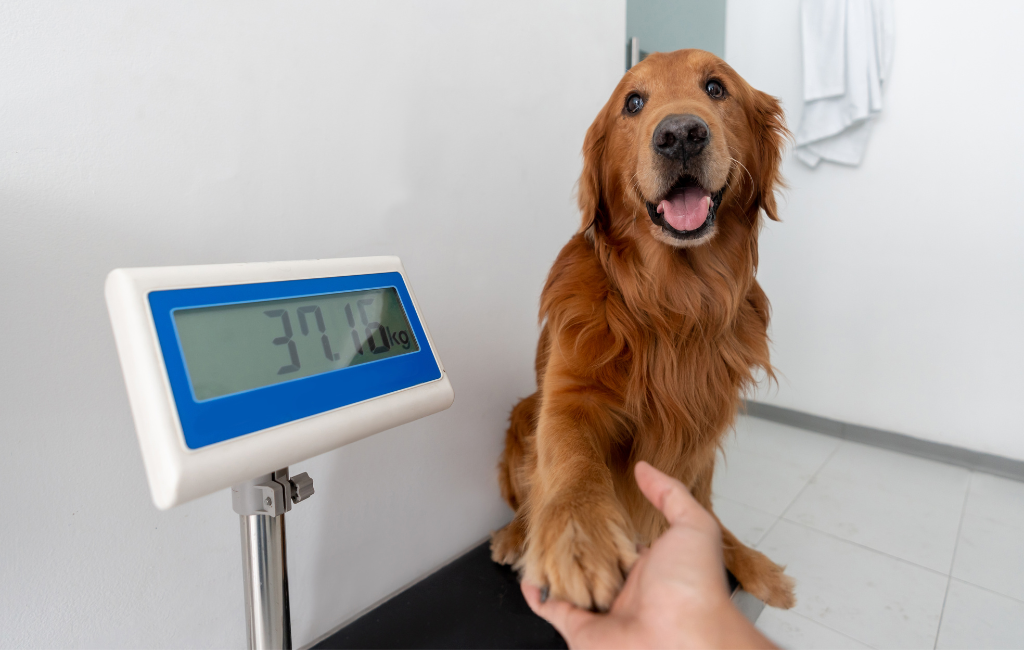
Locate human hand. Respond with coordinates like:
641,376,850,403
521,461,776,649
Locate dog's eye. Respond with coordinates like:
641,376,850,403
705,80,725,99
625,93,644,114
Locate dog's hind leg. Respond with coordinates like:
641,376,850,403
491,392,539,565
491,513,528,565
497,392,539,510
720,526,796,609
691,458,796,609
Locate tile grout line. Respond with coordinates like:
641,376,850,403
760,515,953,650
755,435,973,578
713,493,780,521
734,418,1020,647
753,439,844,548
768,609,880,650
780,517,952,579
933,471,974,650
747,446,901,650
947,575,1024,607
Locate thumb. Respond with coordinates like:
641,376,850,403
634,460,706,526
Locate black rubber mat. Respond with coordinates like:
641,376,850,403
314,540,742,649
314,541,566,649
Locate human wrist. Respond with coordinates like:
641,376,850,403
672,594,772,650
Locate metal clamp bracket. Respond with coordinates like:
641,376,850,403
232,468,314,517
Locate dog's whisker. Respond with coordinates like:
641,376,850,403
726,151,757,205
727,153,754,186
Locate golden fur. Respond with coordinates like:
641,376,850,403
491,49,796,611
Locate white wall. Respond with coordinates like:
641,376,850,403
727,1,1024,461
0,2,625,647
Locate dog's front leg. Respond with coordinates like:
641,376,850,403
518,347,638,611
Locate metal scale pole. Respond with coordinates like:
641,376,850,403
232,468,315,650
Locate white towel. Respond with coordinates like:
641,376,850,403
795,0,895,167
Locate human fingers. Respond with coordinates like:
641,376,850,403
634,460,710,527
521,581,597,642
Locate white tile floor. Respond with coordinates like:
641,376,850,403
715,416,1024,650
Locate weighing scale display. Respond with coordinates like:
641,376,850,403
174,287,420,401
106,257,454,510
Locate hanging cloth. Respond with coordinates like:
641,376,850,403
795,0,895,167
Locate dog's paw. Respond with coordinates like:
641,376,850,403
732,547,797,609
490,519,525,565
747,563,796,609
518,496,638,611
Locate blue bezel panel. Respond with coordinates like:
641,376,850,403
149,272,441,450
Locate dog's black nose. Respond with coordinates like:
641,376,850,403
652,114,710,161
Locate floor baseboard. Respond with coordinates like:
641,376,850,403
742,400,1024,482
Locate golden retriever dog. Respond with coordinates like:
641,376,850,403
491,49,795,611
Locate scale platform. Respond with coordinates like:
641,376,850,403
313,541,764,649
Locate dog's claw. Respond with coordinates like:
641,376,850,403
540,586,549,603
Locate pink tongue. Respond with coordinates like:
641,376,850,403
657,186,711,231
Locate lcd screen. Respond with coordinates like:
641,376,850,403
173,287,419,401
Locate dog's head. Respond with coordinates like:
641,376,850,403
579,49,787,249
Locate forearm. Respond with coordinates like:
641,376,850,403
523,352,639,610
532,353,623,498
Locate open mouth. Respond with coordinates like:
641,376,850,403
646,176,725,240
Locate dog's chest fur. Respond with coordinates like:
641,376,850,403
542,234,769,452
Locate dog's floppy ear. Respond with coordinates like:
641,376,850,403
577,110,608,236
751,90,788,221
